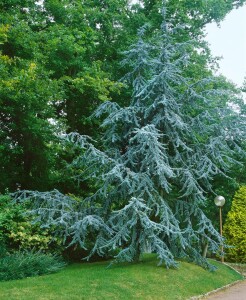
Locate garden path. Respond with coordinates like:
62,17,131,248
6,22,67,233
204,280,246,300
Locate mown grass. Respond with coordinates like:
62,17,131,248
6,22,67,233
0,254,243,300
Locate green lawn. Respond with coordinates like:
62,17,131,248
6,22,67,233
0,255,243,300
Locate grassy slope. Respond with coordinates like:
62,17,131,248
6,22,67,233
0,254,243,300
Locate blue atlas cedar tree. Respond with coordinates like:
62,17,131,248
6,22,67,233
13,2,245,269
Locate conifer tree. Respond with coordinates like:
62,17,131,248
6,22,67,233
14,2,245,269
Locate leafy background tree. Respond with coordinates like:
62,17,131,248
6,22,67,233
0,0,127,193
0,51,60,191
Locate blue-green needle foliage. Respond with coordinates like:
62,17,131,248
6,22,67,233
14,4,245,270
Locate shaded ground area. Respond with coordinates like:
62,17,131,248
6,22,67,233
205,279,246,300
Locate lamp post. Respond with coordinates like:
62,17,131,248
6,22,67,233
214,195,225,263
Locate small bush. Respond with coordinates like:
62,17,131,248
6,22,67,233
0,194,61,252
0,251,66,281
223,186,246,263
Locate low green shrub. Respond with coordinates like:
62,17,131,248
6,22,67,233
0,251,66,281
0,194,61,252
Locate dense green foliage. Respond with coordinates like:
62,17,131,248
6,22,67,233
0,254,243,299
0,51,59,191
0,251,66,282
0,241,8,259
224,186,246,262
0,0,125,192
